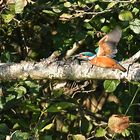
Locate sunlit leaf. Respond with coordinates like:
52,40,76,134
15,86,27,94
122,129,131,137
25,81,37,87
2,14,15,23
59,13,72,21
94,4,103,11
15,0,27,14
85,0,97,3
130,19,140,34
64,2,71,7
72,134,86,140
101,26,110,33
87,31,94,37
84,19,91,22
42,10,56,15
131,81,140,87
52,7,62,13
6,94,16,102
107,2,117,9
47,102,75,112
132,7,139,15
7,0,15,4
100,18,105,23
41,123,53,132
104,80,120,93
12,130,30,140
95,127,107,137
119,11,133,21
83,23,93,29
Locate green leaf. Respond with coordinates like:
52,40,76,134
24,81,40,92
0,97,4,109
131,81,140,87
40,123,53,132
104,80,120,93
41,135,52,140
25,103,41,112
12,130,30,140
122,129,130,137
119,11,133,21
101,26,110,33
42,10,56,15
72,134,86,140
0,123,10,134
47,102,75,112
25,81,39,88
100,18,105,23
8,3,15,13
52,7,62,13
5,52,11,61
15,86,27,94
83,23,93,29
130,19,140,34
107,2,117,9
59,13,73,21
81,117,93,134
132,7,139,15
64,2,71,7
85,0,97,3
7,85,27,98
15,0,27,14
6,94,16,102
95,127,107,137
67,113,77,121
2,14,15,23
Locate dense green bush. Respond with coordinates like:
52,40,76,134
0,0,140,139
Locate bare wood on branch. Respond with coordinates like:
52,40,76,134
0,51,139,81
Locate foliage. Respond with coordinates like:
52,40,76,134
0,0,140,139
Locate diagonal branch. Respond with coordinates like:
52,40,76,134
123,50,140,64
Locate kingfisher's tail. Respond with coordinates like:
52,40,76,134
116,63,126,72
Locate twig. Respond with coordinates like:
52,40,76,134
65,39,85,59
130,122,140,126
72,9,112,19
125,87,140,115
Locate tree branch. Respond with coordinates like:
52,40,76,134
65,40,85,59
0,57,139,82
123,50,140,64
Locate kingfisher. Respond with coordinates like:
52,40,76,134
74,26,126,72
73,52,95,60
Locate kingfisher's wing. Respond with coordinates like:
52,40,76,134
97,26,122,58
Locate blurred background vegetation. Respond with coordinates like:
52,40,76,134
0,0,140,139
